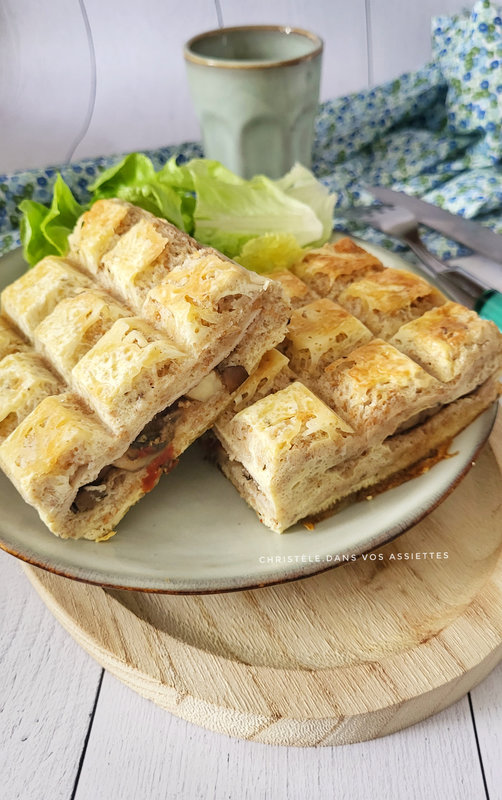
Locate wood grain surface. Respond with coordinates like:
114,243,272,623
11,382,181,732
23,412,502,747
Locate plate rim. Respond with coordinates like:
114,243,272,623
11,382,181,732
1,404,497,593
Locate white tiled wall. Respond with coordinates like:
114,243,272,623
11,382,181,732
0,0,467,172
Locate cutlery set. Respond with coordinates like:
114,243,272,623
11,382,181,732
349,188,502,328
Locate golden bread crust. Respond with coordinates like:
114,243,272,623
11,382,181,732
213,237,502,532
291,238,384,299
34,290,130,380
0,352,63,442
390,301,502,383
337,268,446,337
1,257,92,339
0,317,29,360
282,298,373,378
272,270,319,309
0,200,291,539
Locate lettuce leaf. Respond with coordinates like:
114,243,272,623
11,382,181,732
20,175,87,266
18,155,335,272
275,163,336,244
190,170,324,257
19,199,53,267
236,233,306,273
173,159,332,258
157,156,243,192
90,153,191,232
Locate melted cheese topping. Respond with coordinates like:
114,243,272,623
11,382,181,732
339,268,443,314
391,301,497,382
1,257,92,339
293,241,383,285
35,290,129,379
0,353,61,440
0,393,112,485
0,317,27,360
272,271,315,306
72,317,185,412
324,339,438,406
285,299,372,367
101,218,168,302
143,253,263,353
68,199,130,274
232,382,353,461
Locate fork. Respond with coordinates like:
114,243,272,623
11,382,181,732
344,204,493,309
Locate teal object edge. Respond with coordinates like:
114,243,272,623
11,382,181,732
476,290,502,331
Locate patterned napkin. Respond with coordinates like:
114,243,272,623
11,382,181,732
1,0,501,261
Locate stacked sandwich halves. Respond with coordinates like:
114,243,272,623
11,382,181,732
0,199,290,539
213,238,502,532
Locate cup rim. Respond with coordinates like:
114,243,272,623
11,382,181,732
184,25,323,69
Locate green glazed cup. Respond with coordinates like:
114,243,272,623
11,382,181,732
184,26,323,179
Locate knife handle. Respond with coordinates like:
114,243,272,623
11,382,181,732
475,291,502,332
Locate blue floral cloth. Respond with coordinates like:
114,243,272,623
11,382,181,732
1,0,502,261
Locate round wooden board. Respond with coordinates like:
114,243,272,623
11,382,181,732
23,414,502,747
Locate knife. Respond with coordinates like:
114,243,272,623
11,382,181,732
368,186,502,266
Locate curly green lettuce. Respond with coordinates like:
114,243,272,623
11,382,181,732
19,155,336,271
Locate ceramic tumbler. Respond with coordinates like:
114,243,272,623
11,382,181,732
184,26,323,179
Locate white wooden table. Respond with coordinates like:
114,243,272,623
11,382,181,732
1,547,501,800
2,1,502,796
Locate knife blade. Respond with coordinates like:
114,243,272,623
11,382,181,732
447,254,502,294
368,186,502,266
